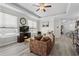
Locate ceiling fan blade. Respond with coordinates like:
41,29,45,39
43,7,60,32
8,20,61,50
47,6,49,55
43,9,46,12
36,8,40,11
45,5,52,7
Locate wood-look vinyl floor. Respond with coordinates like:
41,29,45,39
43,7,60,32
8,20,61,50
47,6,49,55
0,35,78,56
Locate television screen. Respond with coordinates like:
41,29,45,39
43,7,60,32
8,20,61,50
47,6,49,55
20,26,29,32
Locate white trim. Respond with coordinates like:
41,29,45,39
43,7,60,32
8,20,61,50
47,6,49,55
66,3,71,14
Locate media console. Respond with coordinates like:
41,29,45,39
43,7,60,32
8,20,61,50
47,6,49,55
17,32,31,43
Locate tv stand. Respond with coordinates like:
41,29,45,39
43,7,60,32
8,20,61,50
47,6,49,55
17,32,31,43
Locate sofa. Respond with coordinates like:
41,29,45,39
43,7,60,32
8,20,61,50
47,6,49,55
30,35,55,56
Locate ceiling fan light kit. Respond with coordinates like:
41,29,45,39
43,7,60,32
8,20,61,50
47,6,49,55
34,3,52,12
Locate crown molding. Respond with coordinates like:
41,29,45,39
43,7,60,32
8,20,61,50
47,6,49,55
6,3,41,18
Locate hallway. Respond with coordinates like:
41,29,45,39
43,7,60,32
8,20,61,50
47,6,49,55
0,35,78,56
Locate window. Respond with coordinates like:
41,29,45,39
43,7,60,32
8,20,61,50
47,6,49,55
0,12,3,27
4,13,17,27
28,20,37,28
0,12,18,38
0,12,17,27
28,20,37,36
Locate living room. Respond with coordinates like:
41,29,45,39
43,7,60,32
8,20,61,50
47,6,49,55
0,3,79,56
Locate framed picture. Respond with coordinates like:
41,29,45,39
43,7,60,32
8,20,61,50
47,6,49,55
42,21,49,27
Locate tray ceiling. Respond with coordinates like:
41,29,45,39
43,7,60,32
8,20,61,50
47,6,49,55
17,3,68,18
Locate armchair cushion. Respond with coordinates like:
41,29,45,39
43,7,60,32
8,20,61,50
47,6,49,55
34,36,42,40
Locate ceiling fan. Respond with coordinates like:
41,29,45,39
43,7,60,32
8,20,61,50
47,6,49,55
33,3,52,12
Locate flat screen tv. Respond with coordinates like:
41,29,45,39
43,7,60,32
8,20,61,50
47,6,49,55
20,26,29,32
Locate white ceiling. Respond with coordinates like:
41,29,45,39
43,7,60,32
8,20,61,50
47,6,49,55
1,3,79,20
68,3,79,14
18,3,68,18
